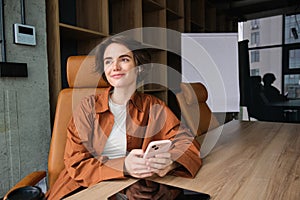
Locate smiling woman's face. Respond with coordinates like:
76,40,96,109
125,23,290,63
103,43,138,88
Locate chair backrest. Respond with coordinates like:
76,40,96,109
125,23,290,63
176,82,219,139
47,55,109,188
247,76,268,120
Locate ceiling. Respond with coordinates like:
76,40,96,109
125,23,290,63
209,0,300,21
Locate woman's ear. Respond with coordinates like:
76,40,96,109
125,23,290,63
137,66,144,73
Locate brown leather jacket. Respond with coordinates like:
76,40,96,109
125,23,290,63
46,87,201,199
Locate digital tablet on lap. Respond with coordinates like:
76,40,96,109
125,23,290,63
108,179,210,200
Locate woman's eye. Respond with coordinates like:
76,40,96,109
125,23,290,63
121,58,130,62
104,60,112,65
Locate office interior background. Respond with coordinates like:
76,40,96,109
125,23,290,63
240,14,300,99
0,0,299,197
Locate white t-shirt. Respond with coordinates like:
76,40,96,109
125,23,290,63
101,97,127,159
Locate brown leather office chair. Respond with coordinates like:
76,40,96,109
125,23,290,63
4,55,109,199
176,82,219,144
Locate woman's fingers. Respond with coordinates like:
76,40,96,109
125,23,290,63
125,149,174,178
147,160,171,170
143,152,175,177
153,152,170,158
131,171,154,178
125,149,153,178
129,149,144,158
146,152,173,169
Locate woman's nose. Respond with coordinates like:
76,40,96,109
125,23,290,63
112,60,121,71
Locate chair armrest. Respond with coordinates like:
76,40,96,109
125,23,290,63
4,171,46,200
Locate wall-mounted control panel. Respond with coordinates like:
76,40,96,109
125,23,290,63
13,23,36,46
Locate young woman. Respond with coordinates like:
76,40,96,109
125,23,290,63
46,35,201,199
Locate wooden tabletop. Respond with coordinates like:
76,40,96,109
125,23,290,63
268,99,300,109
66,120,300,200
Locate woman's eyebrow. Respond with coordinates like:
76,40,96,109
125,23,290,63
119,54,132,59
103,54,132,61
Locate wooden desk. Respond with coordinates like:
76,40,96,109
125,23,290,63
268,99,300,122
268,99,300,109
66,120,300,200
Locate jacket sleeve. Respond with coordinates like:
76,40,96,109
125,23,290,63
64,97,125,187
148,100,202,178
167,123,202,178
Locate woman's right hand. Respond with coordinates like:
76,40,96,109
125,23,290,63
124,149,154,178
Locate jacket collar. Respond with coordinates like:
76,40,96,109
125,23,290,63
129,91,144,112
95,86,144,113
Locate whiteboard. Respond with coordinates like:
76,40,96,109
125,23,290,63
181,33,240,112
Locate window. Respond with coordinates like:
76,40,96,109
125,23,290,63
251,19,259,29
248,47,282,91
285,14,300,44
240,14,299,99
251,68,260,76
251,32,260,45
251,50,260,62
283,46,300,98
243,15,282,47
284,74,300,98
283,14,300,99
289,49,300,69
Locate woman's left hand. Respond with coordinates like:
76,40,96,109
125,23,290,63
145,152,177,177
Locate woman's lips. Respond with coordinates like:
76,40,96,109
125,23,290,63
111,73,125,79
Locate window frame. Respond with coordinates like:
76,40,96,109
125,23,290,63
282,44,300,77
250,50,260,63
282,13,300,98
250,31,260,45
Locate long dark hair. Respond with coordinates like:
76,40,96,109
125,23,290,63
95,35,151,83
